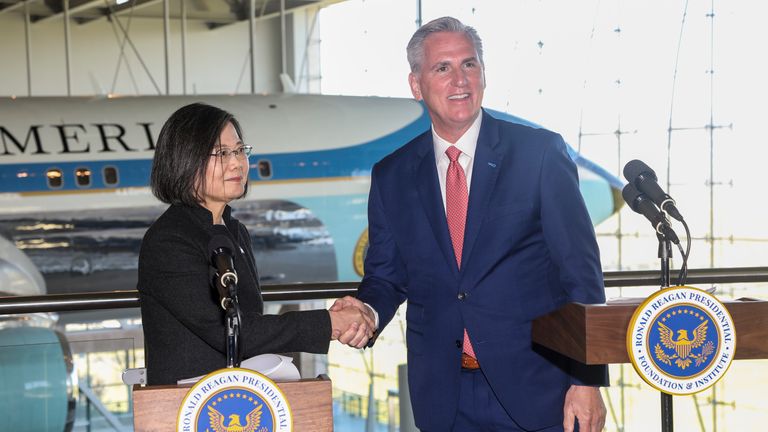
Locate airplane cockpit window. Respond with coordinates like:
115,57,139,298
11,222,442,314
257,160,272,179
75,168,92,187
46,169,63,188
103,166,119,186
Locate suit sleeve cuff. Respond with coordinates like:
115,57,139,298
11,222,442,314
569,360,610,387
363,302,380,329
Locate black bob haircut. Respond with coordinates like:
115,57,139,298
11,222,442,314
151,103,246,206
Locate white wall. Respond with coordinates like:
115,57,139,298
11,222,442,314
0,8,317,96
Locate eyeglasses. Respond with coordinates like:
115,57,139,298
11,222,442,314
210,145,253,160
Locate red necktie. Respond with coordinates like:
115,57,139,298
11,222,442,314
445,146,476,359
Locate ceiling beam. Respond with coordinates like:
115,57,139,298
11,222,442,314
34,0,99,23
0,0,38,17
26,0,346,27
34,0,161,24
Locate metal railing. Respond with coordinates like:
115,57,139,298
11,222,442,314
2,266,768,315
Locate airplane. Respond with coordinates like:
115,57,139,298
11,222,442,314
0,94,623,294
0,93,623,431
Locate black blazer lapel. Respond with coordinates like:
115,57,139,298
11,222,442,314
461,111,505,271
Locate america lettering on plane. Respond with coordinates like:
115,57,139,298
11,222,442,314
0,121,157,156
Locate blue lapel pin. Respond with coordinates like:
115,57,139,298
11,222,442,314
487,162,497,168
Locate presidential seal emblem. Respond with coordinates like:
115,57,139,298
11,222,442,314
353,227,369,277
627,286,736,395
177,368,292,432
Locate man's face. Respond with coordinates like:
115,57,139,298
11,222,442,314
409,31,485,141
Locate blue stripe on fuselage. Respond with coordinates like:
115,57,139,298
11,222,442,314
252,110,430,182
0,106,622,194
1,159,152,191
0,110,432,193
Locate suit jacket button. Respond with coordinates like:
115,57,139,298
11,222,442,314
458,292,467,300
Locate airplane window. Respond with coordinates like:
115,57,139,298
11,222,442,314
75,168,92,187
46,169,63,188
257,160,272,179
103,166,119,186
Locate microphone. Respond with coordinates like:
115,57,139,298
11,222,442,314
209,234,239,310
623,160,684,221
622,183,680,244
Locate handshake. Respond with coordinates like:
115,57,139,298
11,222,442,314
328,296,377,349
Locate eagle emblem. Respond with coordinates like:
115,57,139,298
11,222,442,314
654,319,714,370
627,287,736,395
207,403,264,432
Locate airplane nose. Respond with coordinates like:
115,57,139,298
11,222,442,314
576,166,625,226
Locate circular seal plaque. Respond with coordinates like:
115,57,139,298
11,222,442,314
626,286,736,395
353,227,369,277
176,368,292,432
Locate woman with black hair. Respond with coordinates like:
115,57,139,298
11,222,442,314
138,103,372,385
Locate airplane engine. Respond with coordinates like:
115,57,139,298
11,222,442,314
1,236,75,431
0,235,46,297
0,326,76,432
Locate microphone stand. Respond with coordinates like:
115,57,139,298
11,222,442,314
657,230,674,432
223,280,241,368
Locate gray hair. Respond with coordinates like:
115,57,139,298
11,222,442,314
406,16,484,73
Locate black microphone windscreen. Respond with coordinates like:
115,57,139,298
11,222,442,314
208,234,236,281
208,233,238,304
623,159,658,184
621,183,642,211
621,176,681,243
208,234,235,256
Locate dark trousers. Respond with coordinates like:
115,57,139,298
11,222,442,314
428,369,567,432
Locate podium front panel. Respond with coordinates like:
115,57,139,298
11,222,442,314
133,376,332,431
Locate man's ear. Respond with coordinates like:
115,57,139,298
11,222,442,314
408,72,422,100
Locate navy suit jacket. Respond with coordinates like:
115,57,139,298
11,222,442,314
356,110,608,431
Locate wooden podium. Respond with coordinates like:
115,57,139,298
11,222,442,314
532,298,768,365
132,375,333,431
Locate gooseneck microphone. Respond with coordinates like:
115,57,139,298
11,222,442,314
209,235,238,310
622,183,680,245
208,232,243,367
623,159,684,221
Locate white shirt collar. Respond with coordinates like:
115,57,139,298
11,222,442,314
432,112,483,163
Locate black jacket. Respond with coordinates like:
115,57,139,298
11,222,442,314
138,204,331,385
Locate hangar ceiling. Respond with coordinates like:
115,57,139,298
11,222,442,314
0,0,337,28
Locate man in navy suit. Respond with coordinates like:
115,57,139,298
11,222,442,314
334,16,608,431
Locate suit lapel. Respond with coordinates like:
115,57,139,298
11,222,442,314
413,133,459,276
461,111,504,271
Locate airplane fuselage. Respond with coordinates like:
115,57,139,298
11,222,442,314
0,94,621,296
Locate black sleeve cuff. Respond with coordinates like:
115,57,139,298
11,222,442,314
569,359,610,387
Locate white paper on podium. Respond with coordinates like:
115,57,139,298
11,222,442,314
240,354,300,381
176,354,300,385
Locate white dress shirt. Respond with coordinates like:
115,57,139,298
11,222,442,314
433,113,483,213
366,113,484,330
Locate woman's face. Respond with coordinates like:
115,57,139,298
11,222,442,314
199,121,249,211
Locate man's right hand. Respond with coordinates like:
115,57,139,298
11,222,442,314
329,296,376,348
